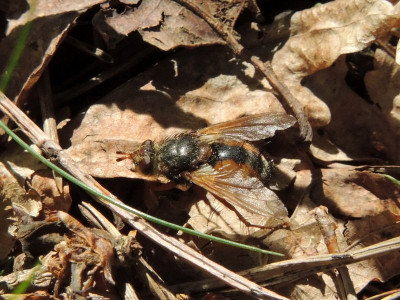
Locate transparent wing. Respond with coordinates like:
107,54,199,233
197,113,296,143
188,164,288,220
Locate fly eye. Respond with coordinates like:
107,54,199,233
137,154,153,174
134,140,155,174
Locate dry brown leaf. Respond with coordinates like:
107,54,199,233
268,158,301,191
285,274,342,300
265,204,326,259
0,145,44,214
396,37,400,65
309,129,354,162
27,169,72,213
63,47,286,179
93,0,244,50
306,57,397,162
272,0,400,127
0,0,104,102
7,0,106,29
310,169,400,218
344,211,400,285
186,189,288,239
365,49,400,128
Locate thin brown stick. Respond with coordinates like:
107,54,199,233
38,70,63,193
0,91,288,300
314,207,357,300
170,236,400,294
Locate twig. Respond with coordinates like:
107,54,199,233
37,70,63,193
0,91,288,300
169,236,400,294
314,207,357,300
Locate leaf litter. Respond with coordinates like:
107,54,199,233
1,0,400,299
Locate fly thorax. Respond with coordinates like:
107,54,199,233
157,134,210,181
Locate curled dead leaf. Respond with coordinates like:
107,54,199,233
306,57,397,162
272,0,400,126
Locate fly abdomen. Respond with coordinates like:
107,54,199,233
208,142,273,184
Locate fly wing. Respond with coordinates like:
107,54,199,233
197,113,296,143
188,164,288,221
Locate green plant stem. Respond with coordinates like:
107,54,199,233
0,120,284,256
383,174,400,186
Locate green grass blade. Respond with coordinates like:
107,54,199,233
0,3,36,92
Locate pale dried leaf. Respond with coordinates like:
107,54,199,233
268,158,301,191
187,196,269,238
187,188,288,238
309,130,354,162
1,141,71,225
178,231,270,274
1,146,44,214
267,197,326,258
305,57,397,161
280,167,400,296
271,0,399,126
7,0,105,31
